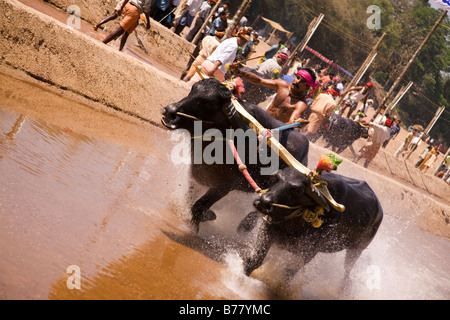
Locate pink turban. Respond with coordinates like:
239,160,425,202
296,70,319,88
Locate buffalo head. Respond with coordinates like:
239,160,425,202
253,167,329,224
161,79,232,130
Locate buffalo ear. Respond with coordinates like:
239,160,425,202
305,182,330,212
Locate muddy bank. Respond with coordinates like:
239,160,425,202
0,0,191,124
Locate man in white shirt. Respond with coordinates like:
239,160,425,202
189,31,250,84
339,82,373,118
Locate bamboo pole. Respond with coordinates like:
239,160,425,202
283,13,324,74
192,0,223,45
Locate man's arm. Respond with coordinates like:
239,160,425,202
341,86,362,96
232,65,280,90
119,0,129,12
207,60,222,77
288,101,308,124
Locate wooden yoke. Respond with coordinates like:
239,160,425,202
230,97,345,212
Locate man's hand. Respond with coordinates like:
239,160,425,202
229,62,241,74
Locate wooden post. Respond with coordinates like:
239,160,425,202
385,81,413,114
335,33,385,109
192,0,223,45
283,13,324,74
405,106,445,160
371,10,448,122
222,0,254,41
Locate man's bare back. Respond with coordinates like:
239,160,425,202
233,66,311,124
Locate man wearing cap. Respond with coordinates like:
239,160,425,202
340,82,373,119
253,52,289,79
189,31,250,84
231,66,318,124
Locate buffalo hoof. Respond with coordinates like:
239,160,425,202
200,210,217,222
190,210,217,233
237,211,260,234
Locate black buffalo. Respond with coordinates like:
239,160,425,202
161,78,311,231
321,113,369,153
242,166,383,288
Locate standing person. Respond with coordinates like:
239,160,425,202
336,79,346,94
394,128,417,158
184,0,217,42
353,122,391,168
94,0,127,31
382,119,401,148
232,66,318,124
441,155,450,182
253,52,289,79
237,32,259,61
213,1,229,19
414,145,432,168
101,0,151,51
209,10,229,40
190,30,250,84
182,35,219,82
174,0,203,35
304,86,338,141
340,82,373,118
419,147,438,173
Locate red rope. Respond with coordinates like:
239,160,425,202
227,139,262,194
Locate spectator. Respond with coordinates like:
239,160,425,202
253,52,289,79
382,119,401,148
209,10,229,40
184,0,217,42
101,0,151,51
190,30,250,83
174,0,203,35
394,128,417,158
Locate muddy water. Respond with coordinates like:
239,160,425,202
0,72,449,300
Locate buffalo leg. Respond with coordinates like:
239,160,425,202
342,247,364,294
237,211,261,234
243,224,273,276
191,186,232,231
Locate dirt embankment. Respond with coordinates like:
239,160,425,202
1,0,192,124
